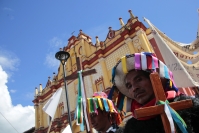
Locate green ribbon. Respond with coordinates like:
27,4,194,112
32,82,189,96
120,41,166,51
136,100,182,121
77,72,83,124
90,98,94,113
157,100,188,133
93,98,99,109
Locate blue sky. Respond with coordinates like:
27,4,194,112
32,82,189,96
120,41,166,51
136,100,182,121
0,1,198,132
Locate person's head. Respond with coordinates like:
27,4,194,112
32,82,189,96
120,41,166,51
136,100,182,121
111,53,178,105
125,70,154,105
87,92,121,132
90,108,111,132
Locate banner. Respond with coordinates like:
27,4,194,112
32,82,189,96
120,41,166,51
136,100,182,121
144,18,199,87
62,125,72,133
43,88,63,120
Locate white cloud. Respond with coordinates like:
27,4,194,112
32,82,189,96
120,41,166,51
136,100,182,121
0,56,19,71
2,7,15,20
25,92,34,99
45,37,67,69
10,89,16,93
0,66,35,133
0,48,20,78
45,52,60,69
2,7,13,11
49,37,65,48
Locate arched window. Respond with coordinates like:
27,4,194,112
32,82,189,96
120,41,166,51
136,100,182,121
61,106,64,115
95,76,104,92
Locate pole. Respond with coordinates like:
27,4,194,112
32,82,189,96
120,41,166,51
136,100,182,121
62,62,73,133
47,121,53,133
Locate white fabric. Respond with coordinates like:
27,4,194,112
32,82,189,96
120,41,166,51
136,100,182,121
62,125,72,133
144,18,199,87
43,88,63,120
180,61,199,84
79,71,90,131
159,61,165,78
151,19,199,83
172,40,199,63
164,103,175,133
106,126,117,132
141,53,147,70
114,57,136,98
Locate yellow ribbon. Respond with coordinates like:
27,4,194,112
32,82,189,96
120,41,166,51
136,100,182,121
98,98,103,111
87,98,91,113
169,80,172,88
121,56,128,74
107,99,114,113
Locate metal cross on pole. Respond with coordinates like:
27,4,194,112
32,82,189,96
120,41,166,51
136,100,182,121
65,56,96,133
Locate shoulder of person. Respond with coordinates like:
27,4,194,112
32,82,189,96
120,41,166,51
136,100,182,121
115,126,124,133
123,117,164,133
174,94,199,133
174,94,199,107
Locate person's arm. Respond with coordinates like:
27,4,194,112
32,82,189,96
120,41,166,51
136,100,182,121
174,95,199,133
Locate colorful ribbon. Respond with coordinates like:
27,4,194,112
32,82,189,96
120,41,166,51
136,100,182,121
159,60,165,78
77,72,83,125
76,71,90,131
164,65,170,79
157,100,188,133
108,85,115,100
153,56,159,68
135,53,141,70
141,53,147,70
112,67,116,83
103,98,110,112
107,99,114,113
116,92,125,111
146,55,152,69
98,98,104,111
121,56,128,74
87,98,118,114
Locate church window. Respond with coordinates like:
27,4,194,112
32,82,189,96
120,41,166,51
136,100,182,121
61,106,64,115
79,46,83,55
98,82,104,92
95,76,104,92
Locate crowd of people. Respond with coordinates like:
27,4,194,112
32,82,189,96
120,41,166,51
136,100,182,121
87,52,199,133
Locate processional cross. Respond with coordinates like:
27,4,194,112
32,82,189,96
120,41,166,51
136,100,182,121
134,73,193,133
65,57,96,133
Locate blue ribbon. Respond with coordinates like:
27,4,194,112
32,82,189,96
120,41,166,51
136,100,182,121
118,93,125,111
172,83,178,92
112,67,116,83
108,86,115,100
80,118,84,131
103,98,109,112
152,57,155,70
164,65,170,79
166,104,188,133
157,100,188,133
142,52,153,56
